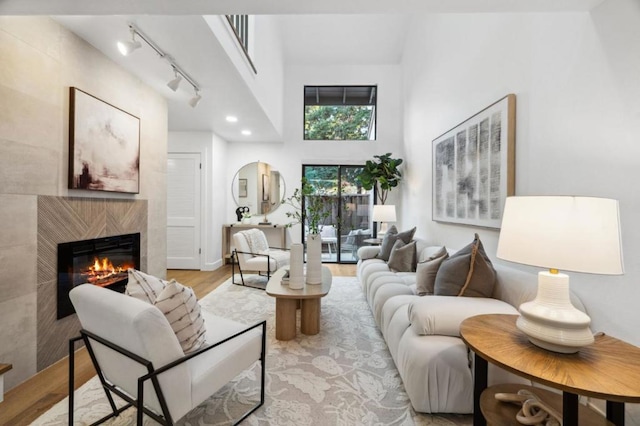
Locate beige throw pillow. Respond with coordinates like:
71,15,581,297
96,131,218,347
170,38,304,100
125,269,168,304
434,234,496,298
154,280,207,353
415,247,449,296
387,240,417,272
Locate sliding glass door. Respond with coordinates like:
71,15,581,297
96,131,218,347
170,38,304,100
302,165,373,263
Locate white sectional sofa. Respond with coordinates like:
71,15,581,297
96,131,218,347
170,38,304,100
356,237,586,414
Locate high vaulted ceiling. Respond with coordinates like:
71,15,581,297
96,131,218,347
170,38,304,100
1,0,605,142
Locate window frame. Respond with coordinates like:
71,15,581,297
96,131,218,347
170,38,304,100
303,85,377,141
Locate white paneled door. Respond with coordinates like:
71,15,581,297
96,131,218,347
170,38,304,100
167,153,201,269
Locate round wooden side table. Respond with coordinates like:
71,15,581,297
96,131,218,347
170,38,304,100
460,314,640,426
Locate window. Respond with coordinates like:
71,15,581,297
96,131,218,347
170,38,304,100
304,86,377,141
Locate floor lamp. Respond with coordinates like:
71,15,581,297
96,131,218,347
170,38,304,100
497,196,624,353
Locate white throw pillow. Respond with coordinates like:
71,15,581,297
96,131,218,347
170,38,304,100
408,296,518,337
154,280,207,353
125,269,168,304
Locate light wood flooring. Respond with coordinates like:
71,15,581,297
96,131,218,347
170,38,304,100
0,263,356,426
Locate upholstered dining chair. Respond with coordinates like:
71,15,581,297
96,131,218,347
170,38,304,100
68,283,266,425
231,229,290,288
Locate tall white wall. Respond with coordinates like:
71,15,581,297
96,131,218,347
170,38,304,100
225,64,404,244
401,1,640,346
0,16,168,390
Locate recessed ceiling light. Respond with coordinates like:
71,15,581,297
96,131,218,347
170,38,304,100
226,116,238,123
241,130,252,136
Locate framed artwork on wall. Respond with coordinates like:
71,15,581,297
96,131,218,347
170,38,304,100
432,94,516,229
68,87,140,194
238,178,248,198
262,174,270,201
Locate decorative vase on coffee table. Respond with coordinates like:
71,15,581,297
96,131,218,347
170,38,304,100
306,233,322,284
288,243,304,290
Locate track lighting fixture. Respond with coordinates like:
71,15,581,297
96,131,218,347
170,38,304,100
118,23,202,107
117,27,141,56
189,91,202,108
167,68,182,91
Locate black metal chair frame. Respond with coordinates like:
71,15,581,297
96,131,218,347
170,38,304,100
231,247,288,289
68,320,267,426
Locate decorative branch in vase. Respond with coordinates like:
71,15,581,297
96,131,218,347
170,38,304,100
281,177,331,284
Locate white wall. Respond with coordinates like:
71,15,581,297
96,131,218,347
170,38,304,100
169,131,228,270
0,16,168,390
401,2,640,346
225,64,405,244
205,15,285,137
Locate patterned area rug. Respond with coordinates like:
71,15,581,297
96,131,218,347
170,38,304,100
33,276,472,426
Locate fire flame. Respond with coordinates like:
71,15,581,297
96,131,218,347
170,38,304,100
85,257,133,286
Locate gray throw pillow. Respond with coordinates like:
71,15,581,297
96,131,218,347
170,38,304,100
415,246,449,296
434,234,496,298
377,225,417,261
388,240,417,272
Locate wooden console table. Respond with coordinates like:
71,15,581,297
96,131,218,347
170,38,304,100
222,223,287,264
460,314,640,426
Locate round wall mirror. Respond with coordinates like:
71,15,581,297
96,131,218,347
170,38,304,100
231,161,286,215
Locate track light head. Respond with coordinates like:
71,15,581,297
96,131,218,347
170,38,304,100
189,91,202,108
167,70,182,91
117,29,141,56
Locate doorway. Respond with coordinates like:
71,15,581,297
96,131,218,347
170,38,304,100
167,153,201,269
302,165,373,264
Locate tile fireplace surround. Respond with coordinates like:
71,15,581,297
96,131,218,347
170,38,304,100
37,196,148,370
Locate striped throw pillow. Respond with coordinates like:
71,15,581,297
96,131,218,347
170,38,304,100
154,280,206,353
125,269,167,304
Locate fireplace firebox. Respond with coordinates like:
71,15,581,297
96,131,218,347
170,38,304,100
57,233,140,319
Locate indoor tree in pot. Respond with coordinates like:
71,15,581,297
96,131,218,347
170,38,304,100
282,177,331,284
356,153,403,205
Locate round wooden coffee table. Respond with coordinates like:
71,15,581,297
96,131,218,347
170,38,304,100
266,266,332,341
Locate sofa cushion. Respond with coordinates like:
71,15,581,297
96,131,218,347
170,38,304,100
415,247,449,296
434,234,496,298
154,280,207,353
125,268,168,304
378,225,417,261
388,240,417,272
408,296,518,337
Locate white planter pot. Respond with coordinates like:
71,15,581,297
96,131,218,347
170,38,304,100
306,233,322,285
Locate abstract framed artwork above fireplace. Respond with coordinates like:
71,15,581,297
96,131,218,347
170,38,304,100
37,196,148,370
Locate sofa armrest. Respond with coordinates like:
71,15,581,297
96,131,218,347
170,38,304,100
357,246,380,260
408,296,518,337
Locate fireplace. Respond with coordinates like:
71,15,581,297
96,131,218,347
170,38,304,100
57,233,141,319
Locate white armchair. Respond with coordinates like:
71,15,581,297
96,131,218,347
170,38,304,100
68,283,265,425
232,229,289,288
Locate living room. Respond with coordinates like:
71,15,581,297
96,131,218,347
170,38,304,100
1,0,639,424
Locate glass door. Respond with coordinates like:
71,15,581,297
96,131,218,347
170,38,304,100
302,165,373,263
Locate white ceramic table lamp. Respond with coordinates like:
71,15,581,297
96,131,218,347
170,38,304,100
372,205,396,235
497,196,623,353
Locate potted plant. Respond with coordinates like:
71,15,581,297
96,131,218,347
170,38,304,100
281,177,331,234
356,153,403,205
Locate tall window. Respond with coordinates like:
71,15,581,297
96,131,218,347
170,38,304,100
304,86,377,141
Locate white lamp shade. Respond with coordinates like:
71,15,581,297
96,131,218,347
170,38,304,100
497,196,623,275
372,205,397,223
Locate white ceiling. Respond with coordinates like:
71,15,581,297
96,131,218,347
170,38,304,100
3,0,605,142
